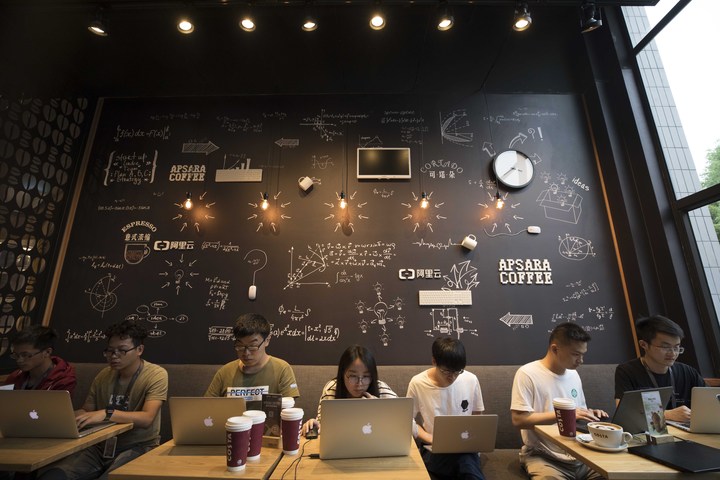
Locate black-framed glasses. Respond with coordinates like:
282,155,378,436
438,368,464,378
345,374,372,384
102,346,139,357
10,350,44,360
234,337,267,353
650,344,684,354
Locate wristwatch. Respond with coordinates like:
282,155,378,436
105,408,114,421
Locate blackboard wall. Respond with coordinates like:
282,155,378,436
48,92,635,365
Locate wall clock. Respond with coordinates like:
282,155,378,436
492,150,534,188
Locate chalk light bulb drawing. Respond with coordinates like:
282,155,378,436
261,192,269,210
183,192,193,210
339,191,347,209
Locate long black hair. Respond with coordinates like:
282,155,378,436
334,345,380,398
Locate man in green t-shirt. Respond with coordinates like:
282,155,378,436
204,313,299,408
37,320,168,480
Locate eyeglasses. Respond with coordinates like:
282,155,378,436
10,350,43,360
234,338,267,353
650,344,684,354
345,374,372,384
102,346,139,357
438,368,464,378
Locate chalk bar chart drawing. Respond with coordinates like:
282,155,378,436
85,273,121,318
537,184,583,224
439,109,473,147
499,312,533,330
558,234,596,261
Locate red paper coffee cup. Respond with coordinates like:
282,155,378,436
243,410,267,461
280,407,304,455
552,397,577,437
226,416,252,471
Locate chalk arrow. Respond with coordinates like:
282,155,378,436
358,214,369,219
482,142,496,157
530,153,542,165
436,214,446,220
180,222,187,232
281,214,291,219
505,223,511,232
511,203,521,208
274,138,299,148
247,214,257,220
256,223,263,232
324,203,335,208
172,214,182,220
403,214,412,220
161,282,170,288
194,222,200,232
480,215,489,220
182,141,219,155
199,192,207,200
185,281,193,288
513,215,524,220
435,202,445,207
401,203,412,208
358,202,367,208
478,203,488,208
492,223,497,232
428,224,434,232
206,202,215,208
325,214,335,220
509,133,528,148
205,214,215,220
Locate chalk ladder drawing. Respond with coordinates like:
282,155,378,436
86,274,121,318
439,109,473,147
424,308,477,338
558,234,596,260
125,300,189,338
356,282,405,346
499,312,533,330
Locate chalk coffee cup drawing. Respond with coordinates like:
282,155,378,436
552,397,577,437
587,422,632,448
298,176,314,191
225,415,252,472
461,234,477,250
124,243,150,265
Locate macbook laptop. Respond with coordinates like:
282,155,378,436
666,387,720,433
0,390,115,438
612,386,673,434
318,397,413,460
170,397,247,445
424,414,498,453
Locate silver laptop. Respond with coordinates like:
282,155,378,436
0,390,115,438
424,414,498,453
666,387,720,434
170,397,247,445
319,397,413,459
612,386,673,434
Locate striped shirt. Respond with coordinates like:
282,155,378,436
316,378,397,422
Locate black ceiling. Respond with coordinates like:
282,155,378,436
0,1,648,98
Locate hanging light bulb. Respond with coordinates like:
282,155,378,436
261,192,269,210
183,192,193,210
420,192,429,209
339,191,347,209
495,192,504,209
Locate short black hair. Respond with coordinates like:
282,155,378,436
105,320,148,347
548,322,591,346
233,313,271,340
431,337,466,371
11,325,57,351
635,315,684,344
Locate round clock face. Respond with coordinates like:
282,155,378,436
492,150,534,188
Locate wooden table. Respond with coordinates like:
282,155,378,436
268,437,430,479
534,424,720,479
0,423,133,472
108,440,283,480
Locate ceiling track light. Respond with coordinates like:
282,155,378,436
240,2,256,32
580,1,603,33
302,1,317,31
369,2,385,31
512,2,532,32
437,1,454,31
177,15,195,34
88,7,108,36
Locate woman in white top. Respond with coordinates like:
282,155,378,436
302,344,397,435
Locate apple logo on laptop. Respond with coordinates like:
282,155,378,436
460,430,470,440
362,423,373,434
203,416,214,427
29,410,39,420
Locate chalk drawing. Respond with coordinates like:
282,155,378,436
85,273,121,318
245,249,267,295
551,312,585,323
310,154,334,170
278,305,312,322
443,260,479,291
300,109,368,142
247,191,291,233
359,135,383,148
356,282,405,346
270,323,340,342
537,182,582,224
401,191,446,233
324,191,368,233
182,140,219,156
103,150,157,186
411,238,456,251
424,308,477,338
216,115,262,133
172,191,215,233
158,253,199,295
275,138,299,148
562,281,599,303
588,306,614,320
206,276,231,310
499,312,533,330
558,234,596,260
125,300,190,338
439,109,473,147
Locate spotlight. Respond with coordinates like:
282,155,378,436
512,3,532,32
183,192,193,210
370,3,385,31
420,192,429,209
177,16,195,34
88,8,108,36
437,2,454,31
339,191,347,209
580,1,602,33
302,17,318,32
495,192,504,209
240,16,256,32
261,192,269,210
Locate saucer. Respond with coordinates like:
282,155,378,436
575,434,628,453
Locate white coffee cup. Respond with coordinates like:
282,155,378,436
461,234,477,250
587,422,632,448
299,176,313,191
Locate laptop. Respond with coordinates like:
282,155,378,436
0,390,115,438
612,386,673,434
170,397,247,445
666,387,720,433
318,397,413,460
424,414,498,453
629,441,720,473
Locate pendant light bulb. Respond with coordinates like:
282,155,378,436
420,192,429,209
183,192,193,210
339,192,347,209
261,192,269,210
495,192,504,209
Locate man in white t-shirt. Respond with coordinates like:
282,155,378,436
407,337,485,480
511,322,608,480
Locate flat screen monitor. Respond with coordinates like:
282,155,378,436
357,148,411,180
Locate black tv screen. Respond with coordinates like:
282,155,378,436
357,148,411,180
